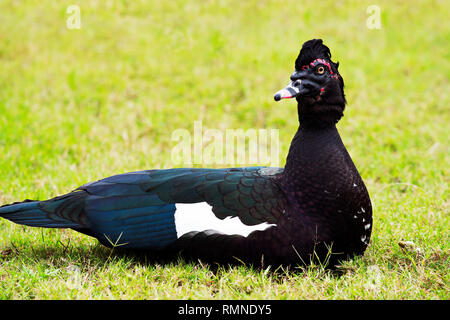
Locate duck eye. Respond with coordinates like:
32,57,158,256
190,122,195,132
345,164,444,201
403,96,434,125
317,66,325,75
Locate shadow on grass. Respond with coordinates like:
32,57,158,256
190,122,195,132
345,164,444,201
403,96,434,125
1,239,350,279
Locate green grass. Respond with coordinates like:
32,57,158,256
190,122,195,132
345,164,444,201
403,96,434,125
0,0,448,299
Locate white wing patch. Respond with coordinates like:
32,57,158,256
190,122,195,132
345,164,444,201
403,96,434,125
174,203,275,238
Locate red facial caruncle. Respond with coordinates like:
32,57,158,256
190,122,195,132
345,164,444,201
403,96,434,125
301,58,332,73
301,59,339,80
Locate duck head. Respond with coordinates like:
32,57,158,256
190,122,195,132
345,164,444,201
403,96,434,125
274,39,346,126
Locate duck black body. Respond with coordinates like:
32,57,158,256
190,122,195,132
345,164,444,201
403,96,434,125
0,39,372,268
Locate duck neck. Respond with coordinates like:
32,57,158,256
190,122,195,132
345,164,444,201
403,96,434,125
281,116,344,193
297,103,343,130
286,123,341,163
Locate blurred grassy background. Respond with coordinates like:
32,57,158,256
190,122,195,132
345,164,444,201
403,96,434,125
0,0,448,299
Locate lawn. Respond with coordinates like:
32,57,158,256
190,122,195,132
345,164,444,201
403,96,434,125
0,0,448,299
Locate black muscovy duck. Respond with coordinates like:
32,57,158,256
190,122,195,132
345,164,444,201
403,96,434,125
0,39,372,267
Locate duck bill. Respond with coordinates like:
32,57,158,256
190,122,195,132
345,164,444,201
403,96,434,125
273,81,301,101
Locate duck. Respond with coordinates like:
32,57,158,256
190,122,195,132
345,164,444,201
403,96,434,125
0,39,372,267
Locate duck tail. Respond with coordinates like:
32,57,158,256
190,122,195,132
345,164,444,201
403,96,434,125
0,199,76,228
